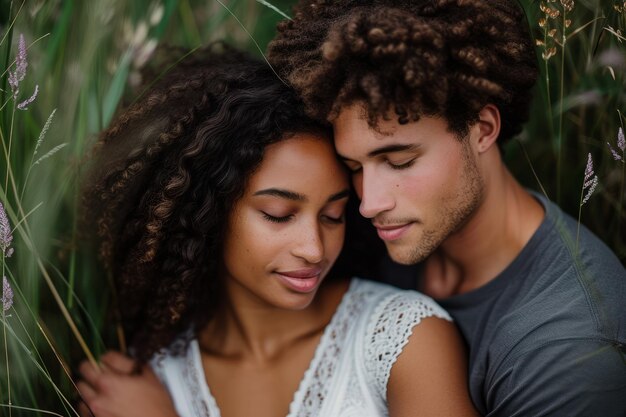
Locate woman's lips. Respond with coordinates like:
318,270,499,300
374,223,413,241
275,268,323,293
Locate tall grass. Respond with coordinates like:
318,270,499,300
0,0,623,415
513,0,626,260
0,0,289,414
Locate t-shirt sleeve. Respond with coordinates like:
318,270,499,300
363,290,452,401
486,338,626,416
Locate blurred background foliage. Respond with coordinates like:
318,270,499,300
0,0,624,415
517,0,626,258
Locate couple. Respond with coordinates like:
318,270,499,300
77,1,626,416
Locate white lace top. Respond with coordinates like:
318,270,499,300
151,278,452,417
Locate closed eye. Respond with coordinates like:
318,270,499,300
340,159,362,174
322,214,345,225
262,212,292,223
347,164,362,174
387,158,416,170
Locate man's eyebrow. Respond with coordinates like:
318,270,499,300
328,189,350,203
338,143,420,162
253,188,307,201
367,143,419,158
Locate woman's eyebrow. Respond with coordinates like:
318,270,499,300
252,188,350,203
253,188,306,201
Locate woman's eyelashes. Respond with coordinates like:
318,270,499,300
261,211,345,225
262,212,293,223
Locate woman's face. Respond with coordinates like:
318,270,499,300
222,134,350,311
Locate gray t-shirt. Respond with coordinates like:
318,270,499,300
383,193,626,416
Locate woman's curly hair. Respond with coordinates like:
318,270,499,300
268,0,539,141
81,44,332,363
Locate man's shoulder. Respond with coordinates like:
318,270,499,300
449,193,626,415
475,192,626,366
530,194,626,333
531,192,624,277
483,335,626,416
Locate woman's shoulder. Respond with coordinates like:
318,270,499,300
348,278,453,399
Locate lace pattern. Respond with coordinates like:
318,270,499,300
290,280,374,417
151,339,216,417
365,291,452,400
184,343,214,416
338,372,368,416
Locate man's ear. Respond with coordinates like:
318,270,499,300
473,104,501,153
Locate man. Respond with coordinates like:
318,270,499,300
268,0,626,415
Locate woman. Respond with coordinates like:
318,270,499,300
77,45,477,417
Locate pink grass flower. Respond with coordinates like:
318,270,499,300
582,153,598,205
7,34,27,98
582,177,598,205
0,202,13,257
607,127,625,162
584,153,594,181
607,143,622,161
7,33,39,110
2,276,13,312
17,85,39,110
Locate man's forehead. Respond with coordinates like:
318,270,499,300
334,103,400,139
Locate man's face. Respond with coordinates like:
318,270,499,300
333,105,484,264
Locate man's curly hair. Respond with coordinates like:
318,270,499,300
81,45,332,363
268,0,539,141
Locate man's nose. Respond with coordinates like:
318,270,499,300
356,168,395,219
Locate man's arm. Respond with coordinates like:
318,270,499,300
486,338,626,416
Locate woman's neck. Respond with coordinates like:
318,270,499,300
198,278,350,364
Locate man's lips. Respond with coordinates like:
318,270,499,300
373,222,414,241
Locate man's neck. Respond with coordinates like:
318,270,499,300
422,164,545,298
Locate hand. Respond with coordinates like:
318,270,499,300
77,351,179,417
